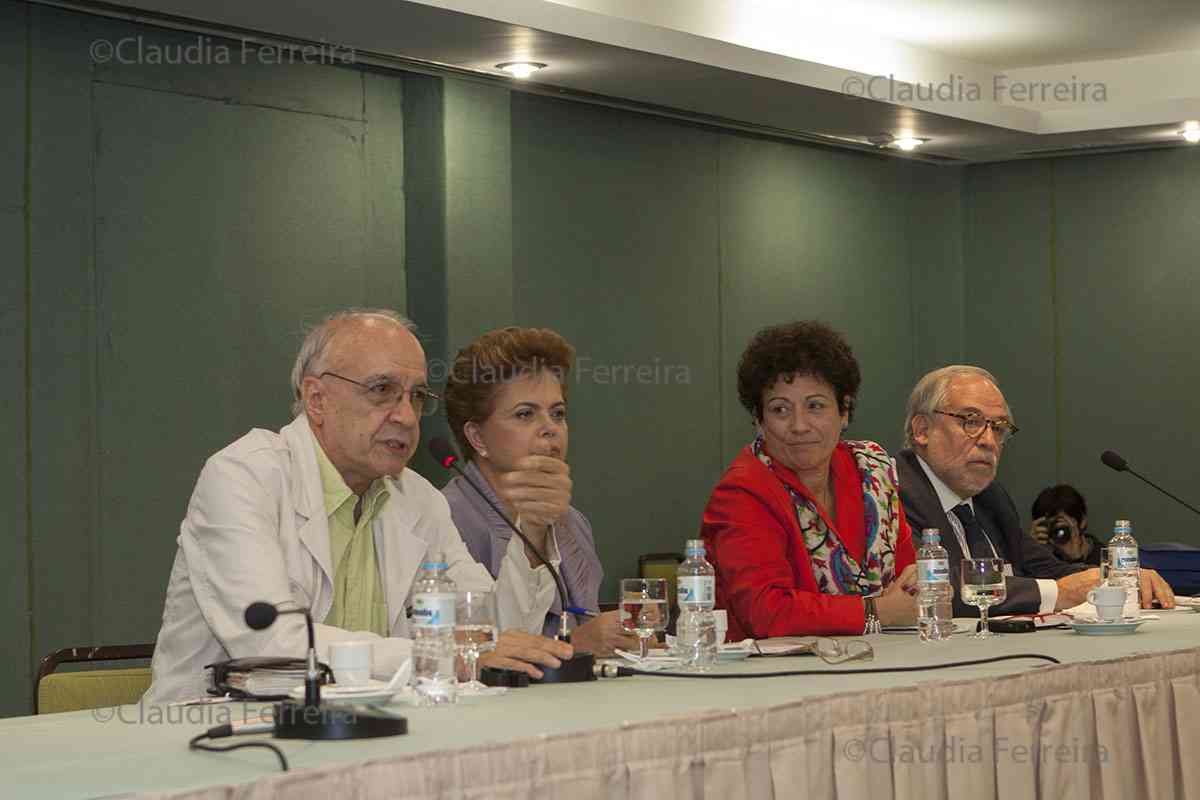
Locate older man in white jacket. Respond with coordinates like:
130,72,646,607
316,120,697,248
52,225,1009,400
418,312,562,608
145,310,571,703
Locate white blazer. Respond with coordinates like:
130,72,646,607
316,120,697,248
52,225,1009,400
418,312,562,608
145,416,547,703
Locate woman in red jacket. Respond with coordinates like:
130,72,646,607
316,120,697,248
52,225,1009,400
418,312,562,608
702,321,918,639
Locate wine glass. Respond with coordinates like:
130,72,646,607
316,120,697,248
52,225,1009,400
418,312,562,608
454,590,498,691
961,557,1007,639
620,578,669,659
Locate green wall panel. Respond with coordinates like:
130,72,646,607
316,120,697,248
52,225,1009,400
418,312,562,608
511,94,723,598
905,164,966,380
1053,149,1200,544
718,136,921,461
0,0,30,717
28,4,100,673
400,73,449,479
444,81,514,350
91,23,363,120
8,5,408,716
962,160,1057,521
91,84,374,643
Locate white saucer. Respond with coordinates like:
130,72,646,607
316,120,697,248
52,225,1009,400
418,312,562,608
289,680,404,705
1069,618,1145,636
717,647,753,662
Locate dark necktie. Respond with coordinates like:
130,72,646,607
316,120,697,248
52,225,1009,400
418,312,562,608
951,503,993,558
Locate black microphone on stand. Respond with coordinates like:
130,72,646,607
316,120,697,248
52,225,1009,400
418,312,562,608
241,601,408,739
429,436,596,683
1101,450,1200,516
244,602,322,707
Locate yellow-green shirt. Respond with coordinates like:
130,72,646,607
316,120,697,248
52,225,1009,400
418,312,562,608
315,442,391,636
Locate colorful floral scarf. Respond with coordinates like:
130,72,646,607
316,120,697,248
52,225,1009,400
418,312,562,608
753,436,902,596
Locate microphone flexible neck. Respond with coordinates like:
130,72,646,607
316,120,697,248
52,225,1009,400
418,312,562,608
447,458,576,638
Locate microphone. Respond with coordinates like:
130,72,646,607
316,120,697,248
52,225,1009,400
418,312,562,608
1101,450,1200,516
430,436,596,683
244,602,321,707
242,601,408,739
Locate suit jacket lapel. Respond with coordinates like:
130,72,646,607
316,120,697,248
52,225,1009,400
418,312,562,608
375,476,430,634
282,417,335,596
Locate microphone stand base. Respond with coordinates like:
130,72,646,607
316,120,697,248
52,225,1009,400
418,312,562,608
272,701,408,740
532,651,596,684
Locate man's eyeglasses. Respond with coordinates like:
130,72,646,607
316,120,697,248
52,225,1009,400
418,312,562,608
319,372,440,416
934,409,1019,445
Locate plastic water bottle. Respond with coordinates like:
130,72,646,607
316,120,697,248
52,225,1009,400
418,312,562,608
916,529,953,642
1108,519,1139,616
412,557,458,704
676,539,717,670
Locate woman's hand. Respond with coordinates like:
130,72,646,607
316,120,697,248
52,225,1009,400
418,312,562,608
568,611,640,657
875,564,918,627
493,455,572,529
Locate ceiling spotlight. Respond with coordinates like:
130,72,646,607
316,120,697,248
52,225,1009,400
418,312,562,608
496,61,546,79
868,134,928,151
1180,123,1200,144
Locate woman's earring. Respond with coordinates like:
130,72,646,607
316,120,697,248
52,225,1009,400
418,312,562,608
478,449,488,459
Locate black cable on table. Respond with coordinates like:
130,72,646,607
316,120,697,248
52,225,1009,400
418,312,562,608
188,730,290,772
622,652,1060,678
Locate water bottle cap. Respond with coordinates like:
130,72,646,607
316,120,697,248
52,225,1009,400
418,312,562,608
421,561,448,570
921,528,941,544
685,538,705,554
1114,519,1132,529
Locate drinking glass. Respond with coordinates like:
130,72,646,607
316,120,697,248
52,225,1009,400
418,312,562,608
620,578,669,658
960,557,1007,639
454,591,498,691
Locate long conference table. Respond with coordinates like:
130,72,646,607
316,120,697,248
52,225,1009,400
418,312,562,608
5,611,1200,800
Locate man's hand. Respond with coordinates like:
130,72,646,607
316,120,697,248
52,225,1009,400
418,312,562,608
478,630,574,680
1054,568,1102,609
567,611,639,657
493,455,572,529
875,565,918,627
1140,568,1176,609
1030,515,1051,545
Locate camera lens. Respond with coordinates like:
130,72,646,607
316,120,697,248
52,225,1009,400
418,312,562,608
1050,525,1071,543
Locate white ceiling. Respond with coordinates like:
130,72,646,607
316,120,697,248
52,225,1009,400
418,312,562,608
64,0,1200,162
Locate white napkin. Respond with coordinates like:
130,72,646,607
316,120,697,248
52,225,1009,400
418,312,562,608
613,649,682,670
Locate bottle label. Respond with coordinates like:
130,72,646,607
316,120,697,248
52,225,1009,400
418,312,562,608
917,558,950,584
413,592,456,628
677,576,714,604
1110,546,1138,571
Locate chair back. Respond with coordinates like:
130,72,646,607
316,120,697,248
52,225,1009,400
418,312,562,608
638,552,685,607
35,644,155,714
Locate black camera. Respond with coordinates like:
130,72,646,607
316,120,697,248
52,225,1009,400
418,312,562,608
1050,523,1072,544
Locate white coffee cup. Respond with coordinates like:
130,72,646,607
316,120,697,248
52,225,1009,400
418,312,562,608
329,640,373,687
1087,585,1127,623
713,609,728,644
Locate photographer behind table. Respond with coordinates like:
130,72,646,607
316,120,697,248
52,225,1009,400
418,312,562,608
1029,484,1103,567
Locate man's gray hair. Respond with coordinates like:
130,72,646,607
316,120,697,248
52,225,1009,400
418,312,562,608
903,365,1009,448
290,308,416,416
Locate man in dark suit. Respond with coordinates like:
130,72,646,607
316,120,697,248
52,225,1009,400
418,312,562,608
897,365,1174,616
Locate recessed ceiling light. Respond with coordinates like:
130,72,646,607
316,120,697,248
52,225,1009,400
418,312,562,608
496,61,547,79
869,134,927,151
